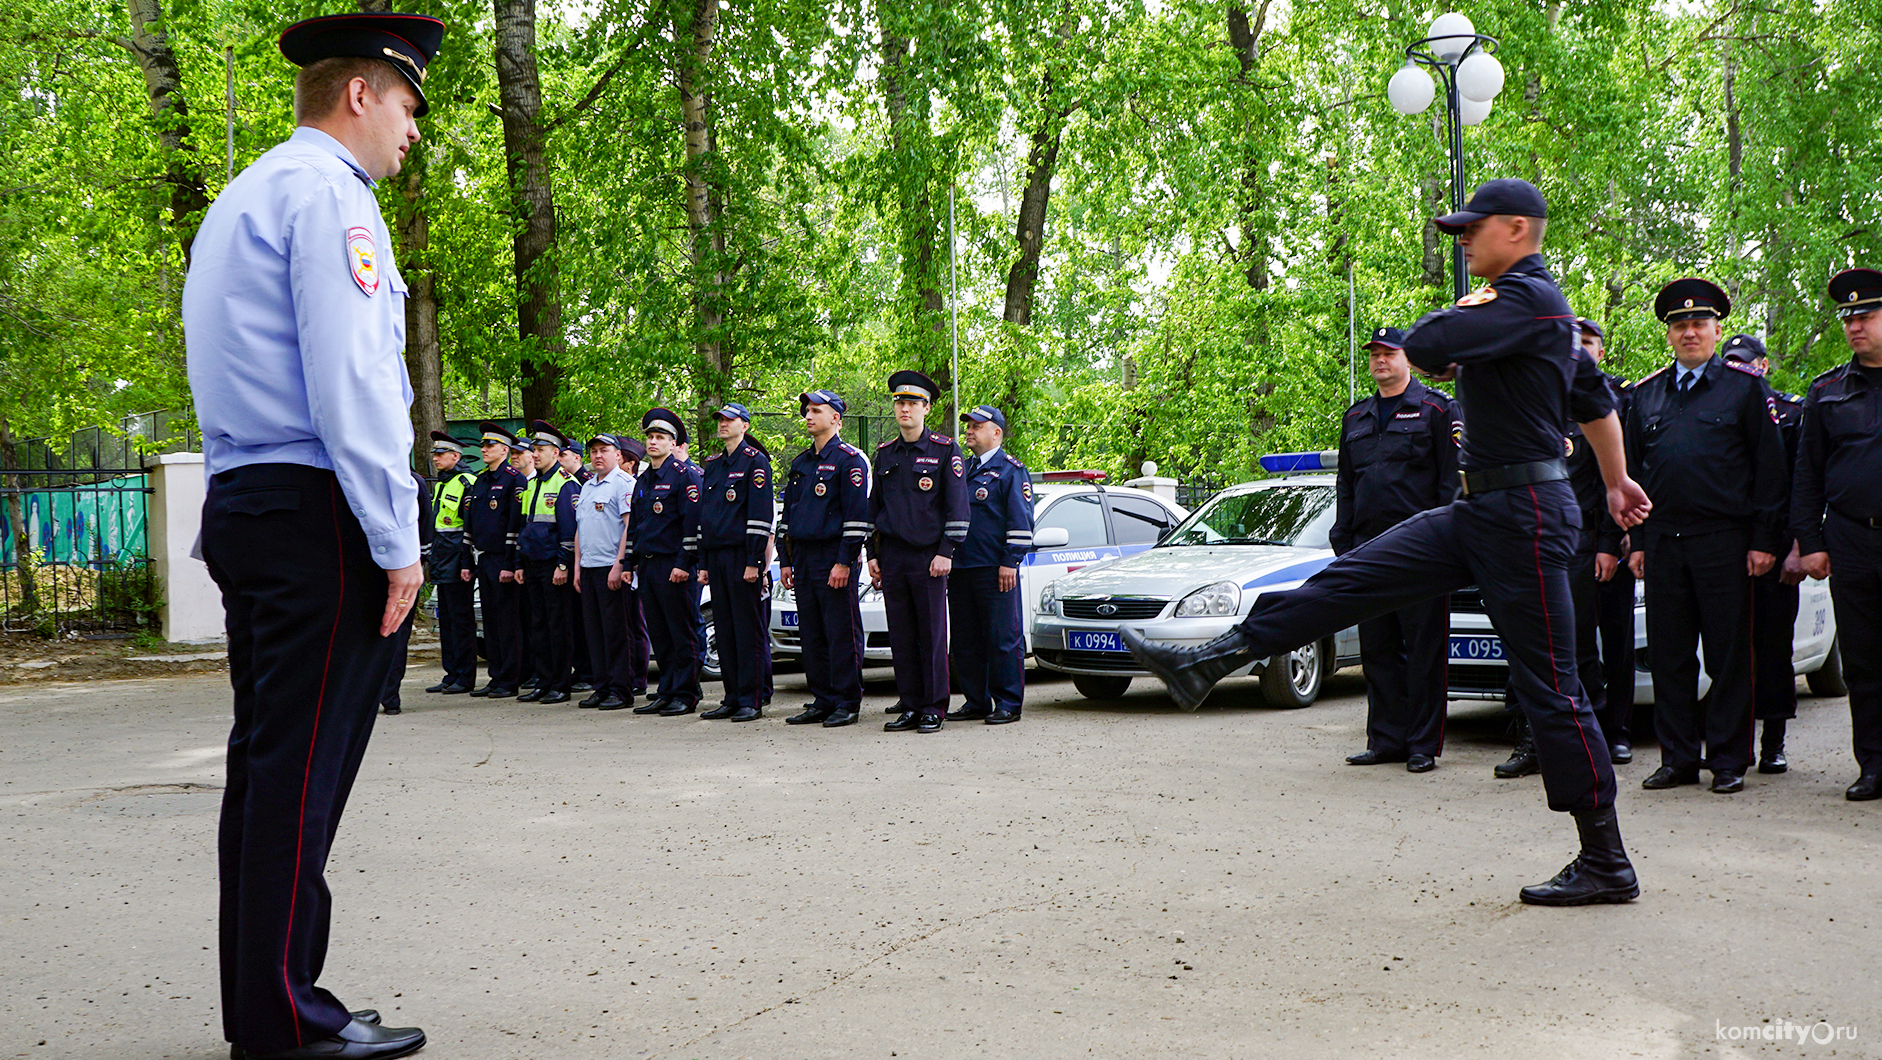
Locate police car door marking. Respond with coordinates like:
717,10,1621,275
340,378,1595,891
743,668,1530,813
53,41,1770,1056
1242,557,1333,590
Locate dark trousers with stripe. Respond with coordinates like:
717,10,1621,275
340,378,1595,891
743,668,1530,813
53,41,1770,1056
570,580,593,685
1750,566,1800,722
1231,481,1615,814
1826,513,1882,774
1510,539,1607,746
434,574,477,687
522,557,573,694
640,553,702,704
201,464,400,1054
579,566,633,697
1643,527,1755,775
705,547,768,709
879,539,951,716
476,554,522,690
1595,559,1636,743
1356,594,1448,757
949,565,1024,715
624,586,650,694
794,541,864,712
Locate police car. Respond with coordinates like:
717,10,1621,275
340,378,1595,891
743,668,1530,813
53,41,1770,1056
767,472,1188,664
1031,454,1362,706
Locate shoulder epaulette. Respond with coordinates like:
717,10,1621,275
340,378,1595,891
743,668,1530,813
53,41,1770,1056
839,441,862,456
1343,401,1368,417
1638,365,1672,384
741,443,760,457
1004,453,1027,469
876,438,893,448
928,432,954,445
1777,390,1802,405
1810,364,1849,390
1723,360,1763,378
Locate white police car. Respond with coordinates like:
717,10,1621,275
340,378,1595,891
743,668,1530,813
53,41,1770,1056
1031,454,1362,706
768,472,1187,663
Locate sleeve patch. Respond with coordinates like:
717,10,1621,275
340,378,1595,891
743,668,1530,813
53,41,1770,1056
686,484,699,503
752,469,766,489
950,454,964,477
346,227,379,295
850,466,865,487
1455,286,1497,307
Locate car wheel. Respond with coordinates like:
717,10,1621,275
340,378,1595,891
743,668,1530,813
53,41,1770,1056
699,605,722,683
1072,674,1132,701
1806,635,1846,697
1261,638,1325,708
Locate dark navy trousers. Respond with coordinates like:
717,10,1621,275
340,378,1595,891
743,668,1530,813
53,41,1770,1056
1749,567,1800,722
475,553,522,690
794,541,864,712
579,567,633,698
522,558,573,695
1355,594,1448,757
433,575,477,687
1643,527,1755,774
1595,559,1636,743
1510,539,1605,745
879,539,951,715
1231,480,1616,814
948,565,1024,715
201,464,400,1055
1826,513,1882,774
640,554,702,704
624,586,651,694
705,547,768,710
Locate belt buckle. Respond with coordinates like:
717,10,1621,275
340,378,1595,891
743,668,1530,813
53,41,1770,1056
1457,469,1472,497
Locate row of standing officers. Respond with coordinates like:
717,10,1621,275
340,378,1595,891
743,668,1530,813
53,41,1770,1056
420,371,1036,733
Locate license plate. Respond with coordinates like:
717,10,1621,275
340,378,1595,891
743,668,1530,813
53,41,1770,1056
781,611,799,628
1449,634,1505,661
1068,630,1125,653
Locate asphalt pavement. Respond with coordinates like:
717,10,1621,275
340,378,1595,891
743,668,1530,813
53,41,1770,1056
2,663,1875,1059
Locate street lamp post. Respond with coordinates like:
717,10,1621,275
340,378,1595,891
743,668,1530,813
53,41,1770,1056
1387,12,1505,300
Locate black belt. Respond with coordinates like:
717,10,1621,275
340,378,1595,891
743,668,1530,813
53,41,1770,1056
1459,458,1568,497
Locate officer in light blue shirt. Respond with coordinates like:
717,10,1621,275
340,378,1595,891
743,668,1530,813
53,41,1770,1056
181,13,443,1060
573,433,636,709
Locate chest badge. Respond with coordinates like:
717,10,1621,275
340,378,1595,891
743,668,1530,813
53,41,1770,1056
814,481,827,497
1564,436,1576,457
726,488,737,502
918,476,934,492
974,487,989,500
594,501,605,512
652,500,664,514
489,498,498,509
345,227,379,295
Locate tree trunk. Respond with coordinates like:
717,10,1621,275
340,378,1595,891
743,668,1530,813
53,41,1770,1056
124,0,210,266
495,0,563,423
1002,14,1076,326
1227,1,1272,293
0,414,41,615
678,0,728,413
879,24,950,401
1420,174,1446,299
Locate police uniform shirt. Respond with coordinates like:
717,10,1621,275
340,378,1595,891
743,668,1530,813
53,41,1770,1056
574,466,632,568
183,127,419,569
698,442,775,567
626,456,704,563
467,460,523,566
868,431,970,557
427,467,475,580
956,447,1035,569
1330,378,1462,554
1792,358,1882,554
780,439,872,567
1624,356,1788,554
1402,253,1616,470
517,466,580,564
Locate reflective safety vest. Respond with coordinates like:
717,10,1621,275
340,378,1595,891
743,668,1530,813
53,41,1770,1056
522,467,576,521
433,471,473,532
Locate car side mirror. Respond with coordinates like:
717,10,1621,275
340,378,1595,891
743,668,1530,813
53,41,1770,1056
1155,527,1173,544
1032,526,1071,549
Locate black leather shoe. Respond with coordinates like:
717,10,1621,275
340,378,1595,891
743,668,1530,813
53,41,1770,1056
381,705,401,715
884,712,919,732
468,684,494,697
539,690,570,704
1121,626,1260,711
1518,808,1639,906
632,696,670,715
424,682,447,693
1758,751,1787,774
1495,741,1539,778
657,699,697,716
700,702,738,720
248,1017,426,1059
947,706,992,721
1406,754,1436,773
885,702,911,716
1641,765,1701,790
916,714,944,733
822,709,858,727
231,1014,382,1059
482,686,517,699
1609,742,1632,765
521,678,540,691
516,689,546,703
1711,771,1745,794
985,709,1021,725
1346,749,1408,766
437,684,470,695
729,706,763,722
571,681,594,693
596,694,630,711
786,705,833,725
1846,774,1882,801
578,691,607,708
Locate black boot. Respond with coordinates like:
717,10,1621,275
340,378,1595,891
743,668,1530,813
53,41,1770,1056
1758,718,1788,774
1518,807,1639,906
1119,626,1259,711
1495,719,1539,779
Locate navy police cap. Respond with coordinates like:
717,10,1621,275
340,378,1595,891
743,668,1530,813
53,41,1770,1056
961,405,1006,429
428,429,464,454
1434,178,1548,234
586,432,623,451
279,13,445,118
1722,334,1767,363
1828,268,1882,319
800,390,847,415
1364,327,1407,350
888,370,940,403
1655,277,1730,324
641,407,687,444
713,402,752,422
1576,317,1604,340
616,435,647,460
528,419,569,449
476,420,516,447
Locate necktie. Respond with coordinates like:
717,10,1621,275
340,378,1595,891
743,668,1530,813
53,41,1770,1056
1678,371,1694,394
965,456,981,476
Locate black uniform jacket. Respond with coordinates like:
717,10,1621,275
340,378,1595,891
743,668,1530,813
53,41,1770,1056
1330,378,1462,555
1624,356,1788,555
1791,358,1882,555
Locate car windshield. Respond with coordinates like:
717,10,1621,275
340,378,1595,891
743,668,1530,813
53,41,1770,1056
1162,484,1336,549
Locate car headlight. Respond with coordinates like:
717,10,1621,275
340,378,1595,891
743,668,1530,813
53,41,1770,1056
1175,580,1240,617
1039,582,1059,616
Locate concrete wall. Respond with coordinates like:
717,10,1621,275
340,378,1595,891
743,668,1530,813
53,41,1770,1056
146,453,223,643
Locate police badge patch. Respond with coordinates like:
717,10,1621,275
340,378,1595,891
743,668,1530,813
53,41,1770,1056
1766,396,1780,424
595,501,605,512
814,482,827,496
726,488,737,502
686,484,700,503
974,487,988,500
346,227,379,295
752,469,765,489
653,501,663,514
1455,286,1497,307
950,455,964,476
918,476,934,491
850,467,864,487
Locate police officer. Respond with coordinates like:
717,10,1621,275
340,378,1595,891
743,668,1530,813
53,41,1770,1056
466,423,526,698
1125,179,1651,906
870,370,970,732
617,435,653,698
696,403,774,722
425,431,478,694
182,13,440,1056
556,435,595,691
514,421,581,704
1331,327,1461,773
1722,332,1807,774
1626,279,1788,795
573,433,635,710
780,391,873,728
627,408,706,716
945,406,1034,725
1793,267,1882,801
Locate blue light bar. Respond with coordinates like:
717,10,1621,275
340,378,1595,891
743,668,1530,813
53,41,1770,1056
1258,450,1338,473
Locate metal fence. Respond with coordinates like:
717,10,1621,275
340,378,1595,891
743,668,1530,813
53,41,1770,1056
1176,477,1227,511
0,471,156,635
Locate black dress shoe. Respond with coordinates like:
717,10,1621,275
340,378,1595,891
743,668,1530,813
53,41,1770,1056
481,686,517,699
248,1017,426,1059
1518,808,1639,906
381,705,401,715
885,702,911,715
1608,742,1632,765
729,706,763,722
1846,774,1882,801
657,699,697,716
539,690,571,704
786,705,833,725
823,709,859,727
468,685,493,697
632,696,670,715
571,681,594,693
437,684,470,695
1121,625,1260,711
884,712,919,732
516,689,546,703
946,705,992,721
231,1014,382,1059
424,682,448,693
1406,754,1436,773
916,713,944,733
578,691,607,708
1345,749,1408,766
521,678,541,691
1495,741,1540,778
985,709,1021,725
596,694,631,711
1641,765,1701,790
1711,771,1745,794
1758,750,1787,774
700,702,738,720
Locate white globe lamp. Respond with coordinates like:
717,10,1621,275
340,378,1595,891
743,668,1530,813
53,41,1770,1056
1456,50,1505,102
1427,12,1476,62
1387,63,1435,116
1459,95,1493,126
